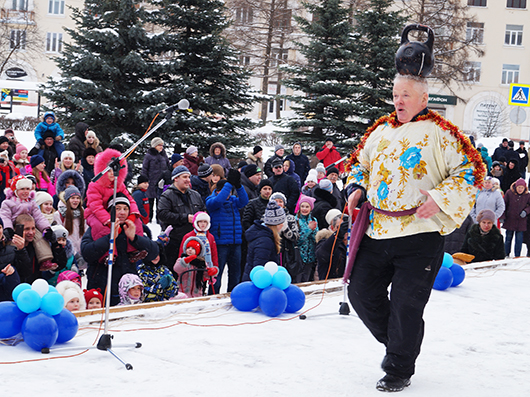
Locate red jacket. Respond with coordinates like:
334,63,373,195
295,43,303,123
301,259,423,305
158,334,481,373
316,144,344,172
179,230,218,268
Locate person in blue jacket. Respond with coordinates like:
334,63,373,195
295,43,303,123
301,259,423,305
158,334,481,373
34,111,65,157
205,169,248,293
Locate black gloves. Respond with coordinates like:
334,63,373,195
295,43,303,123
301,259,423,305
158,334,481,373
227,169,242,189
3,227,14,241
338,215,350,240
43,228,56,243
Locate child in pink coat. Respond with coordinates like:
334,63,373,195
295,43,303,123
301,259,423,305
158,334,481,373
84,148,142,240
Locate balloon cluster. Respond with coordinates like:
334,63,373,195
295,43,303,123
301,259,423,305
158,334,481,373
231,262,305,317
0,279,78,351
433,253,466,291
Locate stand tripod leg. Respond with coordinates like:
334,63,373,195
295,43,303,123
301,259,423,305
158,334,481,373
107,348,133,370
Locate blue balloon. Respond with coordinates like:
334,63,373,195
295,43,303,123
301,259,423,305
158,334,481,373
259,286,288,317
54,309,79,344
16,289,42,314
433,266,453,291
40,292,65,316
449,264,466,287
284,285,306,313
442,252,453,268
12,283,31,301
276,266,288,273
272,271,291,290
249,265,265,282
21,310,58,351
253,269,272,289
48,285,58,294
0,301,28,338
230,281,262,312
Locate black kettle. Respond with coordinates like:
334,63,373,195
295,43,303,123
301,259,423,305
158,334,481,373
395,24,435,77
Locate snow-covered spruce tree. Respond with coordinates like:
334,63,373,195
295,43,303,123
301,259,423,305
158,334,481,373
145,0,256,156
279,0,361,147
43,0,168,145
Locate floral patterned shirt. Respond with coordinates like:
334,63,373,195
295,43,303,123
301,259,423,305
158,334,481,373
345,111,485,240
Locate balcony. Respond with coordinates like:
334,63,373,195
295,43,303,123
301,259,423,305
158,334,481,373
0,9,35,24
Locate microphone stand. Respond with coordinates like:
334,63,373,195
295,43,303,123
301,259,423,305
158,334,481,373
42,100,190,369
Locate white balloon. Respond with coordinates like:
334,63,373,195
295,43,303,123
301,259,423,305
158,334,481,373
264,261,278,275
32,278,50,298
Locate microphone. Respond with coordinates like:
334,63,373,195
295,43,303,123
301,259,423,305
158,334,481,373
164,99,190,113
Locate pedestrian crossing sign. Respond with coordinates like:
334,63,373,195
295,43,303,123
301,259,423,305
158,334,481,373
509,84,530,106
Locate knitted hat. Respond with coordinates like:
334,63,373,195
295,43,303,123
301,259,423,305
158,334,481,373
476,209,496,223
315,163,326,174
15,143,27,156
30,154,45,168
61,150,75,162
83,147,97,158
508,140,515,148
107,192,130,209
325,137,334,143
64,185,81,202
42,130,55,140
57,280,86,309
305,170,318,184
0,136,9,145
172,165,191,180
319,179,333,193
325,209,342,226
4,128,14,135
11,175,32,191
35,191,53,207
297,194,316,212
26,175,36,185
244,164,260,178
271,158,283,168
86,130,96,139
258,179,273,192
270,192,287,205
274,144,285,153
264,201,286,226
0,150,8,161
198,163,213,178
51,224,69,240
137,175,149,185
327,167,339,176
84,288,104,307
237,160,248,170
520,141,526,146
151,137,164,148
171,153,183,166
185,239,202,255
253,145,263,155
515,178,526,188
193,211,211,231
182,236,205,256
186,146,198,155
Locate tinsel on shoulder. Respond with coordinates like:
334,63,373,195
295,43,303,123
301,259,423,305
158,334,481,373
344,110,486,188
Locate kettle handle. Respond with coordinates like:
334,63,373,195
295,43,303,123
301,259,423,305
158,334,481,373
401,24,435,51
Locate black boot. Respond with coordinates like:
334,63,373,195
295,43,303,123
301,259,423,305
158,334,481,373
376,374,411,392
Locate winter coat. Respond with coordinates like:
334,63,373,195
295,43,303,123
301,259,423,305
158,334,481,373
84,137,103,154
14,239,66,284
205,182,249,245
331,183,345,210
190,175,211,204
137,260,179,302
82,227,158,306
470,188,505,223
516,147,529,175
67,122,89,162
315,228,347,280
25,165,56,196
242,195,269,231
316,144,344,173
502,184,530,232
242,220,280,281
284,158,301,189
205,142,231,176
246,152,265,171
312,187,338,229
174,253,208,298
50,163,84,188
241,173,259,201
141,147,169,199
286,152,311,185
179,230,219,268
297,214,318,264
0,161,18,202
501,161,521,193
279,212,300,278
132,188,150,224
492,144,509,162
443,215,473,255
480,147,492,174
0,239,21,302
183,153,201,175
56,169,86,197
34,144,59,175
53,201,87,256
264,153,283,178
34,119,64,141
269,172,300,215
81,157,94,195
504,149,520,165
0,189,51,231
461,223,505,263
301,183,316,198
157,184,206,243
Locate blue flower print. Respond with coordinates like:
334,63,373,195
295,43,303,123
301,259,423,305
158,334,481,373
377,181,389,201
461,168,475,185
400,147,422,169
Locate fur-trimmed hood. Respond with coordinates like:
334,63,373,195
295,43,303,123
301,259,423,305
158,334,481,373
315,228,333,244
94,148,128,187
56,169,86,197
209,142,227,158
182,236,206,257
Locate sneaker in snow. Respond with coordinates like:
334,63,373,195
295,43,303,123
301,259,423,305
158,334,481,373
376,374,411,392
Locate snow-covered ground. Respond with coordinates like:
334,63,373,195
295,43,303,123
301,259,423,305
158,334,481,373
2,261,530,396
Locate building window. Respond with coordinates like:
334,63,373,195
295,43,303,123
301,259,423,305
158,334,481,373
502,64,520,84
12,0,28,11
468,0,487,6
273,9,292,29
10,29,26,50
235,7,253,24
507,0,527,8
466,22,484,44
46,32,63,53
48,0,65,15
463,62,481,83
270,49,288,68
505,25,523,46
239,55,250,66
